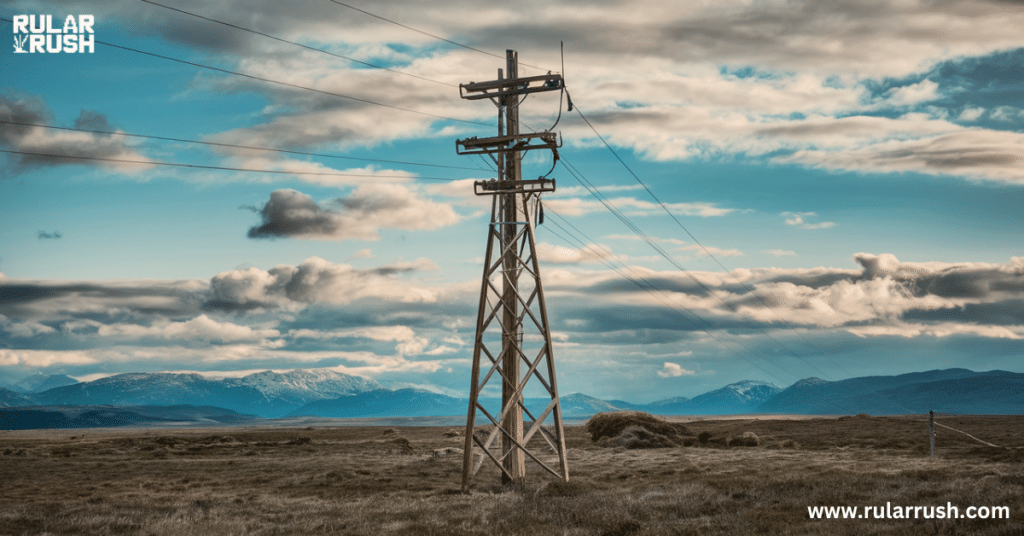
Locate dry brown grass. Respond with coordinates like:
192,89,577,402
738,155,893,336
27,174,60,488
0,416,1021,535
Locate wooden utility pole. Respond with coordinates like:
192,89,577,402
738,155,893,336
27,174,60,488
457,50,568,490
929,410,935,457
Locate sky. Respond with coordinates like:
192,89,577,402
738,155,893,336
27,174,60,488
1,0,1023,403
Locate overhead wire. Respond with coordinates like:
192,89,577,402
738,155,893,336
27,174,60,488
0,149,460,181
0,7,496,129
565,100,923,415
538,198,859,413
326,0,552,72
150,0,895,411
141,0,457,88
571,101,827,354
473,156,818,394
444,33,859,408
0,120,484,172
2,9,957,418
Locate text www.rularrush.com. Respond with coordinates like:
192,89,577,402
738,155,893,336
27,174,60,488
808,503,1010,520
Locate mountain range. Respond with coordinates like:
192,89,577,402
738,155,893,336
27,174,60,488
4,369,380,418
0,405,256,430
2,368,1022,429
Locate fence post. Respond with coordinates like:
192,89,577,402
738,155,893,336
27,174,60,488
929,410,935,457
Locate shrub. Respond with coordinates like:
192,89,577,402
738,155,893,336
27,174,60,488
600,425,679,449
585,412,688,442
728,432,760,448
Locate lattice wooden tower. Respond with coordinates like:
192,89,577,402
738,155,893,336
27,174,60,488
458,50,569,490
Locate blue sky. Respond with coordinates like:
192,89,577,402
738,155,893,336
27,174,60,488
2,0,1023,402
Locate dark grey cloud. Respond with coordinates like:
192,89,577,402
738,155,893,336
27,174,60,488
543,253,1024,341
204,256,439,312
247,187,460,241
36,231,62,240
0,94,148,174
0,281,203,319
247,189,342,239
0,93,52,147
73,110,113,133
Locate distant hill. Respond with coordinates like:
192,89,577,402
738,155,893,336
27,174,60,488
756,369,1024,415
0,388,36,408
0,405,257,430
648,380,781,415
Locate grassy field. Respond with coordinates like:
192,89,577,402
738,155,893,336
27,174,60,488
1,415,1021,535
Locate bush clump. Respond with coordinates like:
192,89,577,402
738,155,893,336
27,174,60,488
604,426,680,449
586,412,690,449
727,432,760,448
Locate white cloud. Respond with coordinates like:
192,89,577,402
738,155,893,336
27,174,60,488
763,249,797,257
782,212,835,229
677,244,744,258
657,362,695,378
846,323,1024,340
881,79,940,107
347,248,376,260
543,196,738,218
536,242,619,265
604,234,687,245
0,349,98,367
396,336,430,356
287,326,417,342
958,107,985,121
0,315,56,337
990,106,1024,122
95,315,280,343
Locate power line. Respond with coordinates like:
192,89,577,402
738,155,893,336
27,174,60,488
567,103,915,414
557,154,853,385
571,101,838,358
0,120,483,172
0,12,503,130
326,0,551,72
568,106,841,361
0,149,460,181
141,0,457,88
3,16,480,126
539,203,858,413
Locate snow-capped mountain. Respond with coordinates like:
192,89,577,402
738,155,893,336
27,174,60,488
33,369,382,418
226,369,382,407
8,368,1024,422
685,380,782,414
